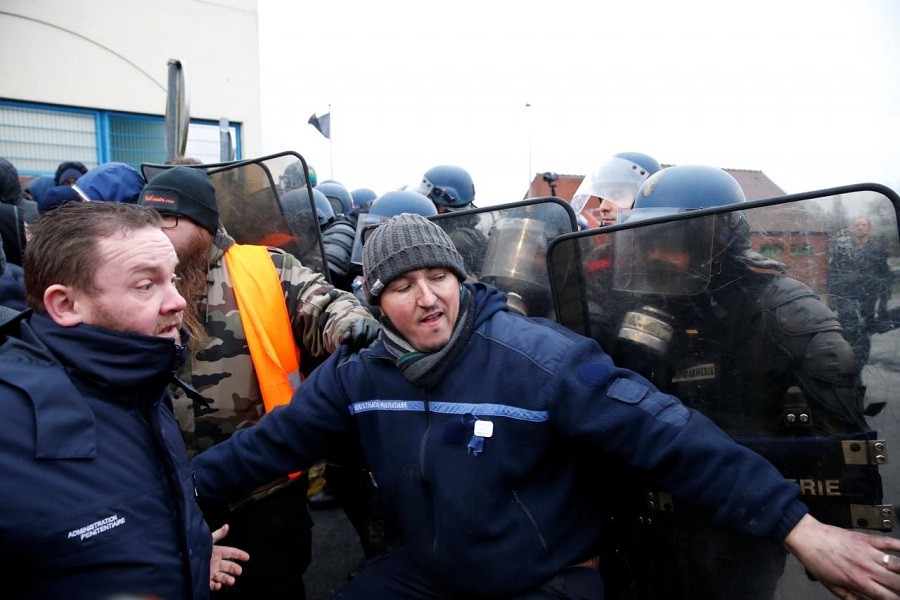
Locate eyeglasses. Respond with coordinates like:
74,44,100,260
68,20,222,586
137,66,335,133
159,215,180,229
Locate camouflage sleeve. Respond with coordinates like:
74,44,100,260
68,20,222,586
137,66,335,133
270,248,375,357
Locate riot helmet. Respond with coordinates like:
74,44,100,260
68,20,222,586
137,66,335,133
571,153,660,227
350,190,437,266
317,181,354,215
412,165,476,212
350,187,377,210
613,165,781,297
630,164,743,213
281,161,317,192
281,186,335,230
614,152,661,176
368,189,438,219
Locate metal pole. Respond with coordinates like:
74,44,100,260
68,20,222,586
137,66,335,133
526,102,532,197
164,61,179,161
219,118,232,162
164,59,189,161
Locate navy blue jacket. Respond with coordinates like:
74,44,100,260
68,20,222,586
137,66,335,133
194,284,807,596
0,262,27,311
0,313,212,599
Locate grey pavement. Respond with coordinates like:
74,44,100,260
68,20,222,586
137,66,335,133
305,506,365,600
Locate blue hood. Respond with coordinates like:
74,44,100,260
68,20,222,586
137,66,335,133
74,162,146,203
468,281,513,329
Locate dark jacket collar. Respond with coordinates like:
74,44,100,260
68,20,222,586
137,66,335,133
0,314,185,460
27,312,184,393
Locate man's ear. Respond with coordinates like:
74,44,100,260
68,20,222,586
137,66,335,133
43,284,85,327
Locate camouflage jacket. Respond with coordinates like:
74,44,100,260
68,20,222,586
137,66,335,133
172,227,373,458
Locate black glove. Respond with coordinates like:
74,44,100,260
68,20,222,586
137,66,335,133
341,317,381,351
352,285,381,320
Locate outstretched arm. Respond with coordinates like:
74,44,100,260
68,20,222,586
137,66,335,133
785,514,900,599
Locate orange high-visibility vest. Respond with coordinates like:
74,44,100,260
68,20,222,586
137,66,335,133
223,244,302,414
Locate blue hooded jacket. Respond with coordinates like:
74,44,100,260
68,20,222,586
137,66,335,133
73,162,146,203
0,313,212,599
193,283,806,596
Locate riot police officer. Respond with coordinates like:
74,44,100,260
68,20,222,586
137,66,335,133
350,187,377,211
412,164,487,275
602,165,874,599
281,160,317,191
317,181,355,218
571,152,661,229
348,189,439,292
281,186,358,291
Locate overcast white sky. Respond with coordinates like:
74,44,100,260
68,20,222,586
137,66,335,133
257,0,900,207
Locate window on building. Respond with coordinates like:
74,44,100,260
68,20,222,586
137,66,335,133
790,243,812,257
0,100,241,176
760,243,784,258
0,103,96,173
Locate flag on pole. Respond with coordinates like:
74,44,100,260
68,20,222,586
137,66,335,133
308,112,331,139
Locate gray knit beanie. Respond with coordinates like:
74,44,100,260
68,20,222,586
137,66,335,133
363,213,466,303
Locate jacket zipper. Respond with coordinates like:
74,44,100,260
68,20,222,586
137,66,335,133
513,490,549,557
419,394,440,558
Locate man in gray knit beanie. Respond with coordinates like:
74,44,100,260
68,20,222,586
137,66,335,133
361,213,471,355
193,213,900,600
363,213,467,304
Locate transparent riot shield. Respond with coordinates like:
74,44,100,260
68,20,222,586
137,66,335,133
430,197,578,320
548,184,900,599
141,151,328,279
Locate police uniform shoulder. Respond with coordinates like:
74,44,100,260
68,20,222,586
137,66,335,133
760,276,817,309
761,276,842,337
323,219,356,244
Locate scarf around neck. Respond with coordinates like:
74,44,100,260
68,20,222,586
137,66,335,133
381,285,475,388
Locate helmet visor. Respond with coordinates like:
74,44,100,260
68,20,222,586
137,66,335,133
410,176,468,209
350,212,389,266
571,156,654,214
613,209,715,296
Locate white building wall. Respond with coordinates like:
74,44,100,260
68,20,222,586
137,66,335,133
0,0,261,156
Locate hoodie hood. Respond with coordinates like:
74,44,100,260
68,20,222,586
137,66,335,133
467,282,511,329
0,158,23,205
0,159,38,224
24,176,56,203
74,162,146,203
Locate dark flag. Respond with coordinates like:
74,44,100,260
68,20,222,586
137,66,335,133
308,112,331,139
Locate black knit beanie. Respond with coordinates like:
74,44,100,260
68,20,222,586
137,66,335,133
138,166,219,234
363,213,466,303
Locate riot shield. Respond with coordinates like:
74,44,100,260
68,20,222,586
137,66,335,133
548,184,900,599
141,151,328,278
430,197,578,320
